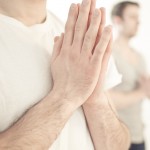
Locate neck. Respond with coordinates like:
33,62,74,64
115,33,130,47
0,0,47,26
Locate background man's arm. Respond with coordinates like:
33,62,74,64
109,87,145,110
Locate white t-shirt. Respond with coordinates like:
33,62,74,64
0,11,122,150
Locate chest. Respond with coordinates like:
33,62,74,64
113,50,145,89
0,31,54,131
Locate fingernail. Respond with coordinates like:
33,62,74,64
94,9,99,17
71,3,76,10
82,0,89,6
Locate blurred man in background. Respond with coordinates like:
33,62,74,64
109,1,150,150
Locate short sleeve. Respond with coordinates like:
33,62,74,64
104,56,122,90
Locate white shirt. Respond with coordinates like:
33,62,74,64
0,11,121,150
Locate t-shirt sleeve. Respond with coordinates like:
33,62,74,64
104,56,122,90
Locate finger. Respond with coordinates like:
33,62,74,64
95,36,113,91
98,34,113,85
72,0,92,49
81,9,101,56
77,3,81,10
87,0,96,28
63,4,78,46
54,36,60,43
51,33,64,63
91,25,112,67
95,7,106,46
90,0,96,18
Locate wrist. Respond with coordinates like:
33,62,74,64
47,88,80,112
83,93,114,117
83,92,109,108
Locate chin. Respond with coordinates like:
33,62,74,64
129,31,138,38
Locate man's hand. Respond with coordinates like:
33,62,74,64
77,1,109,106
51,1,112,109
83,7,111,106
75,2,130,149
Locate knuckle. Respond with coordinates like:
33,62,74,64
80,7,86,14
85,34,92,43
105,27,111,33
69,51,78,61
92,15,99,23
96,48,103,56
75,25,81,32
101,35,109,43
82,44,89,52
73,36,80,44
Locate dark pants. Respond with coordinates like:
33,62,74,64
129,143,145,150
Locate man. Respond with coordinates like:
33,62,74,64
0,0,130,149
109,1,150,150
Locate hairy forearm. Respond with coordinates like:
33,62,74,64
108,88,145,110
83,93,130,150
0,90,75,150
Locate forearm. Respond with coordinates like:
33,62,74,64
0,90,75,150
83,93,130,150
108,88,145,110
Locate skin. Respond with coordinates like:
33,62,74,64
0,0,130,149
109,5,150,110
0,0,47,26
116,5,140,38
